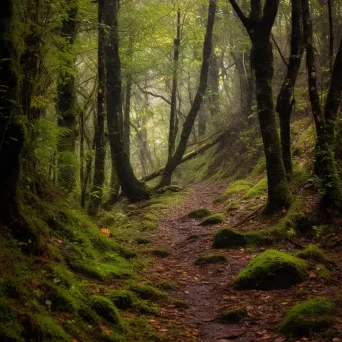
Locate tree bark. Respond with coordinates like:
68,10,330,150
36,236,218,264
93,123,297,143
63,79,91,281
104,0,149,201
168,7,181,160
302,0,342,212
157,0,217,188
276,0,304,177
88,0,107,215
142,131,225,182
56,1,78,192
229,0,291,213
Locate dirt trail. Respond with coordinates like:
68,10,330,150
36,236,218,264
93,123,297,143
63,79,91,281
145,184,341,342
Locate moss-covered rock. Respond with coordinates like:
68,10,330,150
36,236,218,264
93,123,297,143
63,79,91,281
279,297,336,337
106,290,137,310
194,253,227,265
296,244,330,264
36,315,69,342
188,208,212,219
234,250,309,290
200,214,225,225
212,228,266,248
141,220,157,230
143,213,158,221
89,296,121,325
129,284,167,301
217,307,248,323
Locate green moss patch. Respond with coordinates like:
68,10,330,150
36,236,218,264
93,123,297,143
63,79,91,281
188,208,212,219
296,244,330,264
141,220,157,230
279,297,336,337
143,213,158,221
242,178,267,199
129,284,167,301
136,238,150,245
106,290,137,310
214,180,254,203
194,253,227,265
89,296,122,325
212,228,268,248
36,315,69,342
200,214,225,225
217,307,248,323
234,250,309,290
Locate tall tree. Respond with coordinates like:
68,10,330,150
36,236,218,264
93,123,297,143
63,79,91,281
276,0,304,177
88,0,107,215
228,0,291,213
157,0,217,188
56,0,78,192
302,0,342,212
104,0,150,201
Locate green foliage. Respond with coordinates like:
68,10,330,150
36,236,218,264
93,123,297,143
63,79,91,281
233,250,309,290
296,244,330,264
200,213,225,225
279,297,336,337
106,290,138,310
194,253,227,265
188,207,212,218
89,296,122,325
217,307,247,323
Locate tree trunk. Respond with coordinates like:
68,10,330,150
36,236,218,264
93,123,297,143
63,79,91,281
229,0,291,213
88,0,107,215
158,0,217,188
56,1,78,192
104,0,149,201
276,0,304,177
168,7,181,160
321,37,342,210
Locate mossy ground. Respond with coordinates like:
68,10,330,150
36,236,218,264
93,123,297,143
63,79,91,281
296,244,330,264
280,297,336,337
213,180,253,203
0,188,187,342
234,250,309,290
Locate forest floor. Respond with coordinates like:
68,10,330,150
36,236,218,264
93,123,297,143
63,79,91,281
136,183,342,342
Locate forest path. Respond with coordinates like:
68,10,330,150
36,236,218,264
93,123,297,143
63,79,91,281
143,183,338,342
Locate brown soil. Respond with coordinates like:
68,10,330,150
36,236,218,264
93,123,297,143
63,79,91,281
141,183,342,342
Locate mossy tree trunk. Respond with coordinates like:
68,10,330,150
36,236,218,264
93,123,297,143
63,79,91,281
229,0,291,213
157,0,217,188
88,0,107,215
302,0,342,212
103,0,150,202
56,0,78,193
0,0,39,247
276,0,303,178
167,7,181,161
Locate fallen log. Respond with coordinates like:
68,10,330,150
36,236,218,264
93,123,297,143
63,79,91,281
141,131,226,182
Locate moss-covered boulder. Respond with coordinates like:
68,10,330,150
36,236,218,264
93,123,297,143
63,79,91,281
242,178,267,199
279,297,336,337
212,228,266,248
194,253,227,265
234,250,309,290
200,214,225,225
217,307,248,323
89,296,121,325
188,208,212,219
296,244,330,264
